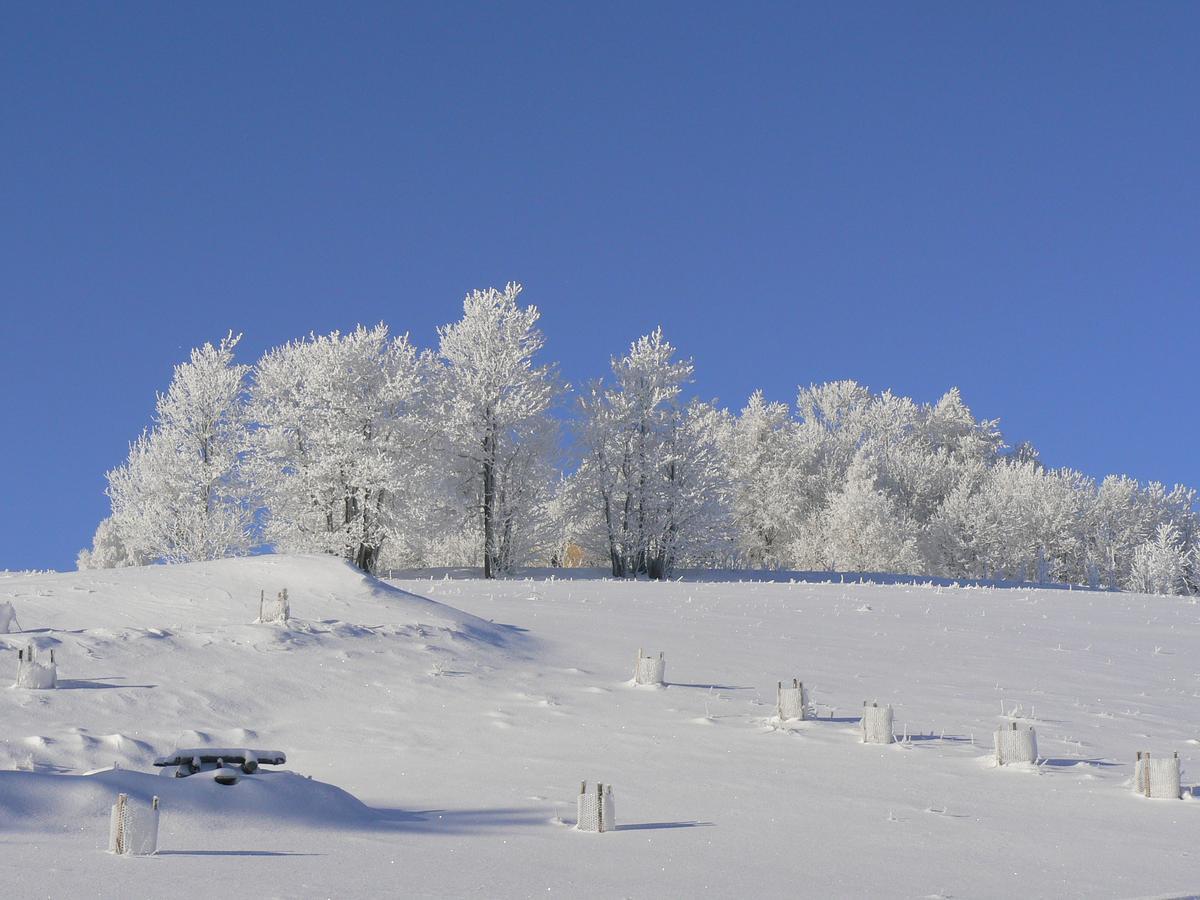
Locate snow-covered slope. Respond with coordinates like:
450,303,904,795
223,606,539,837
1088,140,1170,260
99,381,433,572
0,553,504,637
0,555,516,778
2,559,1198,898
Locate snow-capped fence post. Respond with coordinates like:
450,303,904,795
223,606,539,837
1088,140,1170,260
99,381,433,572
1135,751,1182,799
14,645,57,690
0,600,21,633
576,781,615,833
109,793,128,855
995,722,1038,766
108,794,160,856
777,679,808,721
633,649,665,686
861,701,894,744
256,588,290,625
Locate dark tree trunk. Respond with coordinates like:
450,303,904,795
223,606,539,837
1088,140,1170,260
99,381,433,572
499,513,513,575
601,491,624,577
481,427,496,579
353,543,378,573
646,553,666,581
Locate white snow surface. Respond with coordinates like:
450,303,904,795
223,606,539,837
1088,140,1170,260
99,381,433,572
2,555,1199,898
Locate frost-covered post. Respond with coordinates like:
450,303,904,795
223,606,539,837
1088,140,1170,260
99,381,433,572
256,588,290,625
633,649,665,685
14,645,57,690
777,679,808,721
109,794,160,856
109,794,129,855
0,600,21,633
1135,751,1182,799
576,781,615,833
861,701,894,744
994,722,1038,765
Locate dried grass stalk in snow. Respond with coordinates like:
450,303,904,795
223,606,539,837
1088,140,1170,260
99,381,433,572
14,645,57,690
633,649,665,685
576,781,615,833
1134,752,1182,799
777,679,808,721
994,723,1038,765
861,701,894,744
256,588,290,624
108,793,160,856
0,600,20,633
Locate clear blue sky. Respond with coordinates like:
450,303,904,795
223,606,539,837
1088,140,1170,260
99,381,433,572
2,3,1197,571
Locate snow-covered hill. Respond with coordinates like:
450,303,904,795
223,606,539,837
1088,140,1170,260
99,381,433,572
2,557,1198,898
0,555,517,778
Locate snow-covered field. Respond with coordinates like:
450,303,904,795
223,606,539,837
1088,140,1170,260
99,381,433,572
1,555,1198,898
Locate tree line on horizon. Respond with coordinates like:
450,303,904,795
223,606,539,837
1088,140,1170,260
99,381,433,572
79,283,1199,595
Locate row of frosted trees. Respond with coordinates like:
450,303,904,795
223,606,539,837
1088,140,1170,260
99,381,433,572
80,285,1199,593
81,285,560,580
715,383,1197,593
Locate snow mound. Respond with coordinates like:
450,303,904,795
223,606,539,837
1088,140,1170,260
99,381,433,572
0,554,506,642
0,555,522,776
0,768,396,835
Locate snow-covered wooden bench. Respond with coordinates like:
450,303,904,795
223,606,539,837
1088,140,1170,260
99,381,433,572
154,749,286,785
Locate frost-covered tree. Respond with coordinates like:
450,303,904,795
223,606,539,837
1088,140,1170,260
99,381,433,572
1087,477,1197,590
776,382,1003,574
1129,522,1191,595
104,333,252,564
924,388,1005,467
724,391,797,568
79,305,1200,588
793,380,873,500
466,412,561,572
434,284,561,578
929,461,1093,583
76,515,145,570
247,325,427,573
822,453,922,574
574,329,729,578
643,398,732,574
574,328,689,578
